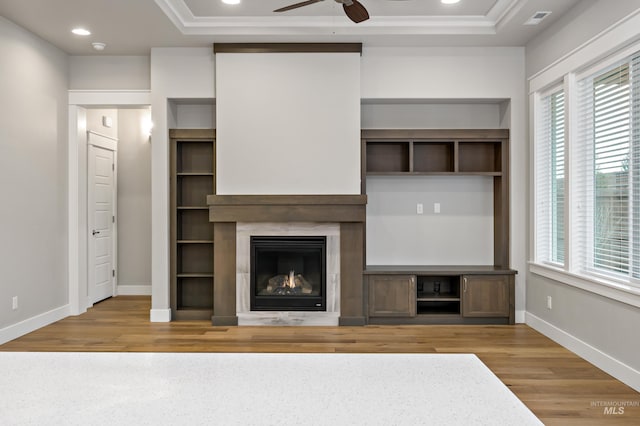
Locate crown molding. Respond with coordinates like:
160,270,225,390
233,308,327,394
154,0,521,37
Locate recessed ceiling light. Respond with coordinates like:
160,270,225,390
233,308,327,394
71,28,91,36
441,0,461,4
222,0,240,5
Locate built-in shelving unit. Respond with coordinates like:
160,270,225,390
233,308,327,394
362,129,515,325
170,129,216,320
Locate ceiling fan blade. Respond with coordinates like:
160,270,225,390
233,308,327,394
343,0,369,23
274,0,324,13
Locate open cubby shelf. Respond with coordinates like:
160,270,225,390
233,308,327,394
170,130,216,320
363,131,508,176
366,142,410,173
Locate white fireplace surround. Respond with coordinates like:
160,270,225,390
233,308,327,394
236,223,341,326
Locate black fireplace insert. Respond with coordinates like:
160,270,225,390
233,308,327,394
250,236,326,311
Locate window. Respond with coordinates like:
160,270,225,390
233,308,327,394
536,88,565,265
535,48,640,289
575,54,640,282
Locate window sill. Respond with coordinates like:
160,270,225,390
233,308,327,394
529,262,640,309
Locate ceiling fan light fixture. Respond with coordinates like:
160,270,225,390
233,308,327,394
441,0,461,4
222,0,241,5
274,0,369,23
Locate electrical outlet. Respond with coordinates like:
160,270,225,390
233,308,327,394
434,203,441,214
12,296,18,310
417,203,423,214
546,296,552,310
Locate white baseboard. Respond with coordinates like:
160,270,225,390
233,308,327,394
117,284,152,296
0,305,70,345
526,312,640,392
150,308,171,322
515,310,526,324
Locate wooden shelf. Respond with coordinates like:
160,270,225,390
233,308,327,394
177,273,214,278
417,295,460,302
362,130,508,178
177,172,215,176
171,130,216,319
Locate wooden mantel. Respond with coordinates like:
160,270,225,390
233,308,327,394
206,195,367,223
207,194,367,327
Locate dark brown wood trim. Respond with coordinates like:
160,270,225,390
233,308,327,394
363,265,517,275
339,222,365,326
213,43,362,54
212,222,237,326
169,129,216,139
211,316,239,326
207,195,366,206
208,195,367,223
361,129,509,140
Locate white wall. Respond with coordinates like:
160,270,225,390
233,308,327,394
87,109,118,139
215,52,361,195
0,17,69,339
70,56,150,90
367,176,494,265
117,109,152,294
173,103,215,129
526,0,640,391
361,102,503,130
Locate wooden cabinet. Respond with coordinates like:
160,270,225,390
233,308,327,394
462,275,511,319
365,267,515,324
367,275,416,317
170,129,216,320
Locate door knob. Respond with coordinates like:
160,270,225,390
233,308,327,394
92,230,100,236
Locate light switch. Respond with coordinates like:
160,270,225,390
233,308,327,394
434,203,441,214
417,203,424,214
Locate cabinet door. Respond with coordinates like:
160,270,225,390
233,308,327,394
462,275,509,317
368,275,416,317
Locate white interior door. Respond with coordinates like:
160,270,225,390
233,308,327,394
88,135,117,303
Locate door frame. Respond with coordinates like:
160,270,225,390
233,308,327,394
87,132,118,304
68,90,151,315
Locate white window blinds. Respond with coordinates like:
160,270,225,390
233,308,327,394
575,54,640,280
536,89,565,264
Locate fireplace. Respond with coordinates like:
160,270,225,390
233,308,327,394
250,236,326,311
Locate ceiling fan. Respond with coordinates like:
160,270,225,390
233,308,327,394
274,0,370,24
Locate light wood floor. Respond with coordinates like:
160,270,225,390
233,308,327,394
2,296,638,425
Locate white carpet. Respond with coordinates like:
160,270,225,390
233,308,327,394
0,353,541,425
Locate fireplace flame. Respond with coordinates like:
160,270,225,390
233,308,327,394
287,270,296,288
